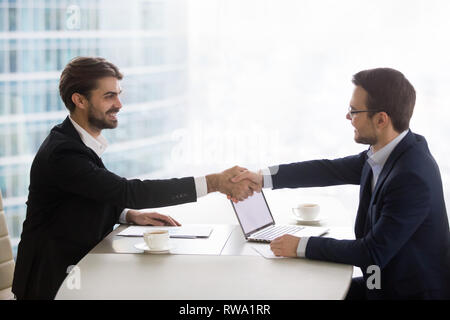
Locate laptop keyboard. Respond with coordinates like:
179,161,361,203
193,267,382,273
251,225,304,241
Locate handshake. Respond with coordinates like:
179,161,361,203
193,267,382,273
126,166,263,226
206,166,264,202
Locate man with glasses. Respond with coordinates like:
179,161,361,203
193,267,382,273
230,68,450,299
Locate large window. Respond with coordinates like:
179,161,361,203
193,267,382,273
182,0,450,218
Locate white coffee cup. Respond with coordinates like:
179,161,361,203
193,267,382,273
292,203,320,221
143,230,170,251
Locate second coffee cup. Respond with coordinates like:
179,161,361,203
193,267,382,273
292,203,320,221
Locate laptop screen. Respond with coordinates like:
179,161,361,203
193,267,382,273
231,191,275,236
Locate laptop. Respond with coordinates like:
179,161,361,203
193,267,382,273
230,190,329,242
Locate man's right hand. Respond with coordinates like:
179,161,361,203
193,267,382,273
228,169,263,203
206,166,260,201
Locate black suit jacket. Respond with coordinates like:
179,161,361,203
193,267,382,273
12,117,197,299
271,131,450,299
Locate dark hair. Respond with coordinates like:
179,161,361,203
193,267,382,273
352,68,416,132
59,56,123,113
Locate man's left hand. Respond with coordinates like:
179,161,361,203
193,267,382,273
270,234,300,257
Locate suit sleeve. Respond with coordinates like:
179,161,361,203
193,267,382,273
49,142,197,209
305,172,431,270
271,151,367,189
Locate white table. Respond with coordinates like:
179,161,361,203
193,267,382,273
55,191,355,300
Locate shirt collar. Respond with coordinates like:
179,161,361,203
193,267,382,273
69,115,108,157
367,129,409,168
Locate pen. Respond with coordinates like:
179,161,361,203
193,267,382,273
170,235,197,239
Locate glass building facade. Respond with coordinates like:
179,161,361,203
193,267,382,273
0,0,188,257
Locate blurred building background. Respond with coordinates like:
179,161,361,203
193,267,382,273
0,0,188,257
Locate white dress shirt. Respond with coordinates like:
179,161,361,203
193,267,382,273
68,116,208,224
69,115,109,157
366,130,409,192
262,129,409,258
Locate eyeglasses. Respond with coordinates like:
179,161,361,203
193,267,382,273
347,107,384,119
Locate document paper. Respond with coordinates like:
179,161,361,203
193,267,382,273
252,245,287,259
117,225,213,238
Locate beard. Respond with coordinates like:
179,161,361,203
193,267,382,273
354,130,377,146
87,101,119,130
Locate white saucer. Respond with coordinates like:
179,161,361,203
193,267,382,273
134,242,172,254
291,214,324,224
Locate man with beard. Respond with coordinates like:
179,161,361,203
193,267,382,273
230,68,450,299
12,57,258,299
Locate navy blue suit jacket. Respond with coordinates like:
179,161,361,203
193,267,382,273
271,131,450,299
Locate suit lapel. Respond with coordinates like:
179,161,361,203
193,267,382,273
371,130,416,202
354,131,416,237
57,116,105,168
355,161,373,238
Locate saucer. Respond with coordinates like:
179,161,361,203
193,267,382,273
291,214,323,224
134,242,172,254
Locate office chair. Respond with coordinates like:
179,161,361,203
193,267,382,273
0,190,15,300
